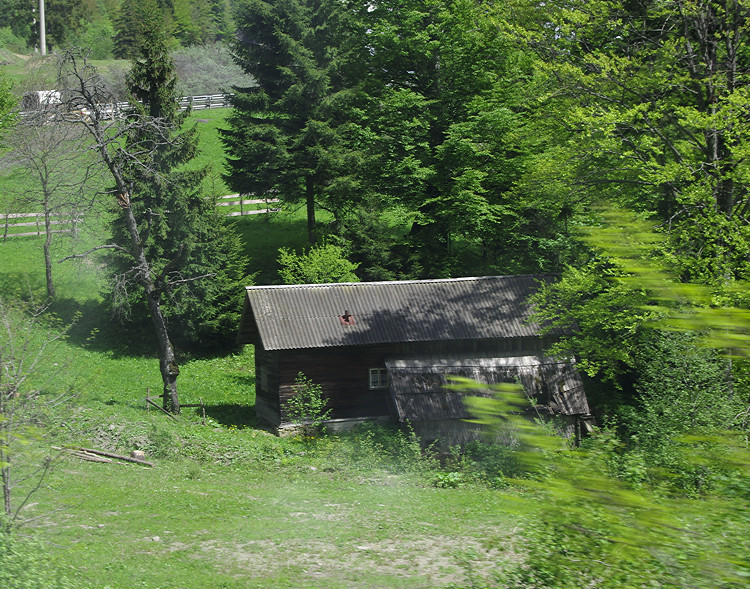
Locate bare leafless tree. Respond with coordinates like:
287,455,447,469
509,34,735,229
55,48,198,413
1,108,102,299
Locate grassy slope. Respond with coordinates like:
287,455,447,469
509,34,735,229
0,105,519,588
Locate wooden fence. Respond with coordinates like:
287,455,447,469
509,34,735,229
20,94,234,121
2,212,82,240
2,192,277,240
216,194,280,217
178,94,233,111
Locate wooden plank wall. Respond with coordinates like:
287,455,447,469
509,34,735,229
254,349,281,426
253,336,555,425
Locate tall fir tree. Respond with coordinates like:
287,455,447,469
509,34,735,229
222,0,357,243
106,0,247,410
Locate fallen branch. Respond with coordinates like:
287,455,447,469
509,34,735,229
71,451,112,463
70,446,155,467
146,396,178,420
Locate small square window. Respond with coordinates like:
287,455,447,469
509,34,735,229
369,368,387,389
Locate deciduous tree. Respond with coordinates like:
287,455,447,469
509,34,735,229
513,0,750,283
1,112,99,299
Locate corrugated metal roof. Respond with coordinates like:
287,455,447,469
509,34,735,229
239,275,558,350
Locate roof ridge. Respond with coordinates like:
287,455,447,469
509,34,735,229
245,274,555,290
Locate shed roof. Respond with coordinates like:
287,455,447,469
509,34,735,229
386,355,589,421
238,275,558,351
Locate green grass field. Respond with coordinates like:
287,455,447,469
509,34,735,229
0,104,522,588
0,221,520,589
1,82,748,589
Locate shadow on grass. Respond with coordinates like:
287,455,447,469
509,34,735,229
49,296,160,358
227,209,310,285
48,297,246,361
0,268,47,303
202,402,260,429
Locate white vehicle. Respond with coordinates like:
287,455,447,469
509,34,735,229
21,90,62,111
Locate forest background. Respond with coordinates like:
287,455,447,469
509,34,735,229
0,1,749,587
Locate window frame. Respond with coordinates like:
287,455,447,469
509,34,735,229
369,367,387,390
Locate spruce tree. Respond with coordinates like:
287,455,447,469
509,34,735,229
106,0,247,410
222,0,356,243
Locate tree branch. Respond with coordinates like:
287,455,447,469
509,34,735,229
57,244,130,263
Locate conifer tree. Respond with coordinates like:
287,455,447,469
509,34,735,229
92,0,247,412
222,0,357,243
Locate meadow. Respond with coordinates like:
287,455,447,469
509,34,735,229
1,97,748,589
0,105,521,588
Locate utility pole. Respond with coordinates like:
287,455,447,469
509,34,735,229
39,0,46,56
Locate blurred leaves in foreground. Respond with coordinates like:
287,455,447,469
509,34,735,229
457,207,750,587
458,378,750,587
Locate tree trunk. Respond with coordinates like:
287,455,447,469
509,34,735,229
42,206,54,299
1,460,10,520
306,174,316,244
120,197,181,414
146,290,180,414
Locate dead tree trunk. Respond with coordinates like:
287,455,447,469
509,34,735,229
59,50,184,413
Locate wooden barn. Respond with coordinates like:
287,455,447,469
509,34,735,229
237,275,591,443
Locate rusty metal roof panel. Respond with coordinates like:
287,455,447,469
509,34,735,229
240,275,558,350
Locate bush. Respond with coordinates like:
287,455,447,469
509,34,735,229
0,27,28,54
613,330,746,493
277,243,359,284
286,372,332,432
0,531,78,589
333,422,438,476
464,440,525,482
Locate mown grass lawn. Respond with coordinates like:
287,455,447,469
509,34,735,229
32,449,518,589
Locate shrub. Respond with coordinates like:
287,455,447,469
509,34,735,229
277,243,359,284
66,20,115,60
0,531,78,588
0,27,28,54
286,372,331,432
614,330,746,493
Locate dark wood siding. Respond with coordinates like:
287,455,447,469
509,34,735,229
277,348,391,420
254,348,281,426
257,336,553,425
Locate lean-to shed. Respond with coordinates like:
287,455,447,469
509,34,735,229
237,275,591,442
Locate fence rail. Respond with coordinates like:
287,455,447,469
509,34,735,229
20,94,234,120
2,212,82,240
2,191,277,239
216,194,280,217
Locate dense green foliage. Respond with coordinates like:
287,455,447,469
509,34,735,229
0,69,15,139
0,0,235,57
0,531,77,588
106,2,247,351
277,243,359,284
